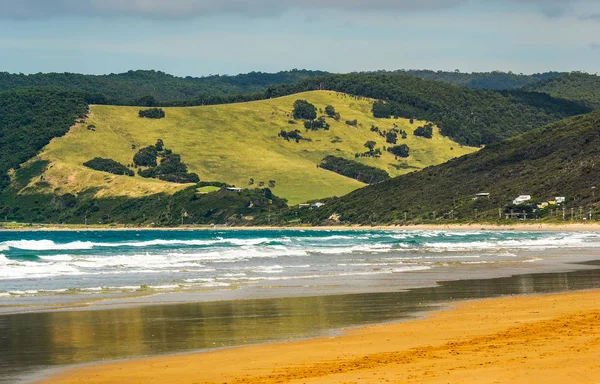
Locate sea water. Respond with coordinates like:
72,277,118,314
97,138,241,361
0,229,599,299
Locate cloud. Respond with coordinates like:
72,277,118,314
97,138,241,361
0,0,593,19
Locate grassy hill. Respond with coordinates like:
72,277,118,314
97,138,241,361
524,72,600,109
0,69,327,104
295,110,600,225
27,91,476,205
267,74,590,146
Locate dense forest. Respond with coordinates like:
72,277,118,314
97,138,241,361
383,70,563,90
0,89,89,188
266,74,591,146
524,72,600,109
292,110,600,225
0,69,327,104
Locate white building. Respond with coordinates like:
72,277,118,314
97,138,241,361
513,195,531,205
555,197,566,205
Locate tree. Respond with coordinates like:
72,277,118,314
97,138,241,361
364,141,377,152
155,139,164,151
139,108,165,119
293,100,317,120
325,105,336,117
386,132,398,144
388,144,410,158
136,95,158,107
372,100,392,118
414,123,434,139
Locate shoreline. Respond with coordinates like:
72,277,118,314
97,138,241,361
37,288,600,384
2,222,600,232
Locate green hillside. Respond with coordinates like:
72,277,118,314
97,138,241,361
524,72,600,109
28,91,476,205
295,110,600,225
0,69,327,104
267,74,591,146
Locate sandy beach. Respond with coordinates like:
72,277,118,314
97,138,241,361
38,289,600,384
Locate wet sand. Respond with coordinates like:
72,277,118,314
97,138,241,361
39,289,600,384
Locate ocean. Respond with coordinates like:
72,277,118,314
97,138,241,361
1,229,599,300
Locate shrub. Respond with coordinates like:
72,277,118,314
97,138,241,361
346,119,358,127
325,105,337,117
386,132,398,144
139,108,166,119
320,155,389,184
84,158,134,176
388,144,410,158
414,123,434,139
133,146,158,167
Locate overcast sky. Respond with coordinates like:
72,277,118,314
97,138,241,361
1,0,599,76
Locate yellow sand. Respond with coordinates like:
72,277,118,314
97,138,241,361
39,289,600,384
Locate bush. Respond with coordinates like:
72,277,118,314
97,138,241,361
346,119,358,127
320,155,389,184
388,144,410,158
325,105,337,117
304,117,330,130
386,132,398,144
84,158,134,176
279,129,304,142
292,100,317,120
139,108,166,119
414,123,434,138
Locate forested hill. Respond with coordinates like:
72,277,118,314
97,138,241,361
0,69,327,104
378,70,563,90
0,89,89,188
524,72,600,109
266,74,591,146
295,110,600,225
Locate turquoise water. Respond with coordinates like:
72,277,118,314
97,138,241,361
1,230,599,297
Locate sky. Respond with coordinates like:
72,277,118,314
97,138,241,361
1,0,599,76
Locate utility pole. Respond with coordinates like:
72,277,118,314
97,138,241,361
499,208,502,219
571,208,574,221
404,212,407,222
562,206,565,220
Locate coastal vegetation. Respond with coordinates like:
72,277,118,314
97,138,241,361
524,72,600,109
293,110,600,225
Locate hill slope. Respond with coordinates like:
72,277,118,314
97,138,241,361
0,69,327,104
524,72,600,109
24,91,476,205
267,74,591,146
297,110,600,224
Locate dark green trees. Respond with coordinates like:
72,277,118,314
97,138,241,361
414,123,434,139
320,155,390,185
134,140,199,183
83,158,134,176
139,108,166,119
292,100,317,120
388,144,410,158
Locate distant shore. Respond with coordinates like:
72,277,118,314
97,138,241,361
38,289,600,384
2,222,600,231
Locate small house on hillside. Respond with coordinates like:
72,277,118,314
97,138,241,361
473,193,490,200
226,187,243,192
555,197,566,205
513,195,531,205
312,202,325,208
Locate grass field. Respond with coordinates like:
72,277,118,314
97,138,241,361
29,91,476,204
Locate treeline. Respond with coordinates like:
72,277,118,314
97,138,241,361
0,89,89,189
377,70,563,90
319,156,390,185
0,69,327,105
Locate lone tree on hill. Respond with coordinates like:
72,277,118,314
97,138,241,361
324,105,337,118
293,100,317,120
364,141,377,152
